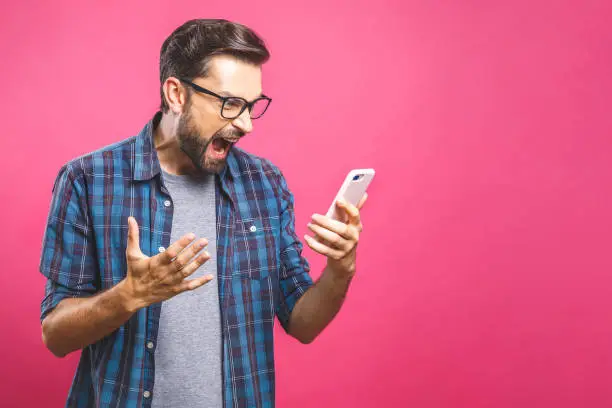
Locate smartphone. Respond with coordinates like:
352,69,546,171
325,169,375,221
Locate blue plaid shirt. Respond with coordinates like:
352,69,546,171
40,112,313,407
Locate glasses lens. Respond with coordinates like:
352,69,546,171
222,98,246,119
250,98,271,119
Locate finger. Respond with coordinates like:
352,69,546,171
304,234,344,260
336,199,361,227
307,223,349,250
159,233,197,264
311,213,358,240
172,238,208,272
357,193,368,210
179,274,215,292
126,217,144,258
177,250,212,279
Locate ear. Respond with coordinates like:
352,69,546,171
162,77,187,114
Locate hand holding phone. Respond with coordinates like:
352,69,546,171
304,168,374,273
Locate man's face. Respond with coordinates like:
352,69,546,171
176,55,263,174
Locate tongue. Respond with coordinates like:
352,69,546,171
212,138,226,152
209,138,231,159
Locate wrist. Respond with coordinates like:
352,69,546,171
115,279,146,314
325,260,355,282
327,259,357,280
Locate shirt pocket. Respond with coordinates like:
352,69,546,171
233,215,280,280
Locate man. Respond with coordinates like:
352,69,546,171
40,19,367,408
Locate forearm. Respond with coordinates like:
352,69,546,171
42,280,140,357
288,264,353,344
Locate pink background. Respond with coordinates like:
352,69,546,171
1,0,612,407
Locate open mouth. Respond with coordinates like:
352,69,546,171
209,137,232,159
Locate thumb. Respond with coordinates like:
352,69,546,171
357,192,368,210
127,216,143,258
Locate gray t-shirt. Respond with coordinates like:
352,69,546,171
151,169,222,408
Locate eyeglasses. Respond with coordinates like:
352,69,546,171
179,78,272,120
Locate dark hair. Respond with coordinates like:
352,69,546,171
159,19,270,113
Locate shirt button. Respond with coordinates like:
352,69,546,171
249,225,257,233
146,341,155,350
158,246,165,253
143,390,151,399
164,200,171,207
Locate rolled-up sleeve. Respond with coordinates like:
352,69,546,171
39,164,98,322
271,167,313,331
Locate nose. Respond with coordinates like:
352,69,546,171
231,108,253,134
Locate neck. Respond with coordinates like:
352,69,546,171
153,112,198,176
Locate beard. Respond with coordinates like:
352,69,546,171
176,108,244,174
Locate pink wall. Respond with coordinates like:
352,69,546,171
1,1,611,407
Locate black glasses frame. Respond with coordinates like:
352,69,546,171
179,78,272,120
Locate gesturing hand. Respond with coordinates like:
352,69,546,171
122,216,213,310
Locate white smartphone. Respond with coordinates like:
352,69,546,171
325,168,375,221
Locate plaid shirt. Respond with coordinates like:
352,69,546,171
40,112,313,408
